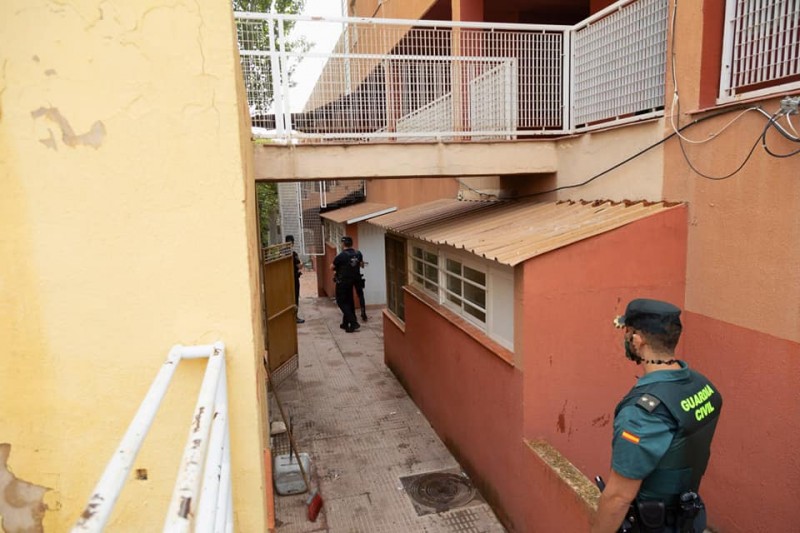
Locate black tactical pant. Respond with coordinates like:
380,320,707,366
335,281,358,331
355,278,366,318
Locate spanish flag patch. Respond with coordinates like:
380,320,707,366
621,431,641,444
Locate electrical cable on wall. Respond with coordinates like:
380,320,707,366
761,113,800,158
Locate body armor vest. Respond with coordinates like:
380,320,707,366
615,368,723,504
336,248,361,283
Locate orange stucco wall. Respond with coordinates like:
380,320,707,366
664,0,800,344
351,0,436,19
659,6,800,527
365,177,458,209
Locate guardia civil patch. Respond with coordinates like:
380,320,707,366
621,431,640,444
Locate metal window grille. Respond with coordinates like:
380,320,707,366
572,0,668,129
720,0,800,102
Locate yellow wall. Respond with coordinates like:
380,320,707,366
0,1,268,531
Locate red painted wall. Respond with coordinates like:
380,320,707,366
316,244,337,298
682,312,800,532
384,298,529,531
385,207,689,532
521,207,689,480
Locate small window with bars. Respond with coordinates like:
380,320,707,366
443,257,487,325
410,244,439,296
719,0,800,102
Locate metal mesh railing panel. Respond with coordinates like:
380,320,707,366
572,0,668,128
235,15,568,141
298,181,324,255
722,0,800,99
278,182,302,248
470,60,518,140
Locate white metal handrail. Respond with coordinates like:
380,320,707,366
235,0,668,143
72,342,232,533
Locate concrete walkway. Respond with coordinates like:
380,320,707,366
269,292,506,532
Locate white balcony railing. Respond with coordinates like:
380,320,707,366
236,0,667,143
72,343,232,533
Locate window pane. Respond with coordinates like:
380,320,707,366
447,274,462,297
413,247,423,259
446,258,461,274
413,261,423,276
464,266,485,286
464,283,486,309
465,303,486,322
424,251,438,265
425,264,437,284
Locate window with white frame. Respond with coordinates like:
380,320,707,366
719,0,800,103
443,257,487,324
410,244,439,296
407,241,514,351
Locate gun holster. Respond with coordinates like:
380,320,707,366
635,500,666,532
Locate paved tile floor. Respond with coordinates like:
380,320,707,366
270,290,506,533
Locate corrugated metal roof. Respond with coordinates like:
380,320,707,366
320,202,397,224
369,199,681,266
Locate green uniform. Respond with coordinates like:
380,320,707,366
612,361,722,530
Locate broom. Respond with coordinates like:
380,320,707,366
267,371,324,522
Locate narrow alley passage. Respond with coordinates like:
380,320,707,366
269,281,506,532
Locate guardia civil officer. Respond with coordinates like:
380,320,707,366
331,236,362,333
591,299,723,533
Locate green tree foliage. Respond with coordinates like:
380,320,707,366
257,182,279,246
234,0,310,115
235,0,305,245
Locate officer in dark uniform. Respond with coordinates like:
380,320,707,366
592,299,723,533
332,236,361,332
285,235,304,324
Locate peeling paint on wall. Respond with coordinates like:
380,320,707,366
0,444,49,533
30,107,106,149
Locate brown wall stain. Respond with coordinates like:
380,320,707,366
30,107,106,150
0,444,49,533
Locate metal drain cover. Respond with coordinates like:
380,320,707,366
399,470,481,516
